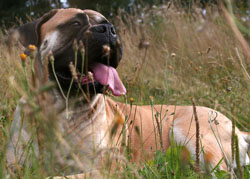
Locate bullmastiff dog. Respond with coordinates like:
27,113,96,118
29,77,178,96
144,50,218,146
7,8,250,178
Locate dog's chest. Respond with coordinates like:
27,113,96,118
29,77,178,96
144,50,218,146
57,97,110,158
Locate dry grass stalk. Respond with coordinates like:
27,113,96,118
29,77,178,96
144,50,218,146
155,112,164,151
132,41,149,85
230,103,236,177
191,98,200,178
219,0,250,63
42,55,49,85
235,47,250,82
235,135,243,178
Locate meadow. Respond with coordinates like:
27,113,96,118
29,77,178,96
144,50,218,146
0,2,249,179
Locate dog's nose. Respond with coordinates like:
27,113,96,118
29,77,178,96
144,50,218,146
90,24,116,37
110,26,116,36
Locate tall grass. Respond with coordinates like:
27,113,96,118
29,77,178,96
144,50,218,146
115,4,250,129
0,2,249,178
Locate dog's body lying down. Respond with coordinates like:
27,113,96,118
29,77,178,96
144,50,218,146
7,8,250,178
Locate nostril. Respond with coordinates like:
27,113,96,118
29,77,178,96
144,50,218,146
110,27,116,36
96,25,107,33
100,25,107,33
90,25,107,33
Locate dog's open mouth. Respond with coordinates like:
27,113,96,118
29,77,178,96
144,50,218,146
55,63,126,96
91,63,126,96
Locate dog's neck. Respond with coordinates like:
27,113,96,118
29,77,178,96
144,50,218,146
57,93,107,138
50,85,103,110
52,83,104,112
62,94,104,119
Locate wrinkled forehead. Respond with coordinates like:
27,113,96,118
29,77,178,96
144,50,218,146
41,8,107,40
83,9,107,24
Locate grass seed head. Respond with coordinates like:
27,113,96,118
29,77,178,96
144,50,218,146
139,40,150,49
206,47,211,54
79,40,85,53
171,52,176,58
103,45,110,57
48,50,54,61
88,71,94,81
73,39,78,51
149,96,154,102
85,30,92,37
116,38,121,47
69,62,78,81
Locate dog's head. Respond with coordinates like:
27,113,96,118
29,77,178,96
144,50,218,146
18,8,126,96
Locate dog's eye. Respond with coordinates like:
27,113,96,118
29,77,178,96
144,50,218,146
71,21,81,27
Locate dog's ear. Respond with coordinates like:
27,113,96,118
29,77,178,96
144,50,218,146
35,9,58,47
17,9,58,48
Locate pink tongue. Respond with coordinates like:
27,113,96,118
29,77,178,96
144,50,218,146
92,63,126,96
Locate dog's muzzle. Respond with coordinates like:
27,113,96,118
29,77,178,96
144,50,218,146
82,23,121,68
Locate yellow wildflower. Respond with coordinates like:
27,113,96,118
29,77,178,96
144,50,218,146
130,97,134,103
28,44,36,51
204,151,213,163
116,115,124,125
222,79,227,84
180,147,190,163
167,65,172,70
20,53,27,61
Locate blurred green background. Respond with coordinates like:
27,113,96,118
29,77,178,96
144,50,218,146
0,0,249,27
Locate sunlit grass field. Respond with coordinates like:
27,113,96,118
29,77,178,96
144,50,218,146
0,3,249,179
